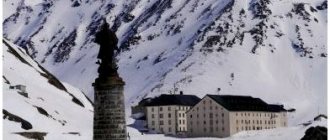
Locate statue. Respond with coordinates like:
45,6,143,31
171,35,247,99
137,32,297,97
93,18,127,140
94,19,119,80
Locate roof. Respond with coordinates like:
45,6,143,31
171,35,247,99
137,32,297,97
207,95,286,112
145,94,201,107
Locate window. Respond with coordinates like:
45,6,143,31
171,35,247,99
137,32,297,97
183,120,185,124
159,107,163,111
215,106,218,110
203,121,206,124
204,128,207,132
159,114,163,118
197,107,199,111
169,127,172,132
179,120,181,124
210,127,213,132
237,127,239,131
190,128,193,133
221,113,224,117
160,127,164,132
210,106,213,110
203,100,206,104
236,113,238,116
241,120,243,123
168,106,171,111
222,127,225,131
236,120,239,124
152,114,154,118
168,113,171,118
190,115,192,118
168,120,171,125
179,113,181,117
152,121,155,125
210,120,213,124
210,113,213,118
216,120,218,124
151,107,154,112
160,120,164,125
197,114,199,118
216,127,219,131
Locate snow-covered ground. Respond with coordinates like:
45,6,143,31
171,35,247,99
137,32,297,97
126,119,327,140
3,40,93,140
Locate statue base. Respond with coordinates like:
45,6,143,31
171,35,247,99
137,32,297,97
93,74,127,140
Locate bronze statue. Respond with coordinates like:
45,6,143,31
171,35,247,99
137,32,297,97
94,19,119,79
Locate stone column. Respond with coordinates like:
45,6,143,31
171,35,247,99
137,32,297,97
93,75,127,140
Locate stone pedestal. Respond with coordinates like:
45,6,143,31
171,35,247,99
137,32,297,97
93,75,127,140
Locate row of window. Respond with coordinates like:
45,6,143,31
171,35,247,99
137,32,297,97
235,112,280,118
151,119,186,126
151,106,190,112
194,106,224,111
190,119,225,126
236,119,276,125
236,126,276,131
190,126,225,133
152,126,187,133
190,113,225,118
151,113,184,119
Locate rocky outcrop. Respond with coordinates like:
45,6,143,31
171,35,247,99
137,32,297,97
301,126,327,140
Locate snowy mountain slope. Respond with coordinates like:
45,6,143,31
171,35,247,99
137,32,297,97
3,39,93,140
3,0,327,125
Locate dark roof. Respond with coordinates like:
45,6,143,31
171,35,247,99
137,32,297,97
207,95,286,112
145,94,201,106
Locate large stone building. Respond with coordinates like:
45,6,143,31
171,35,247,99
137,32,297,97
145,94,201,136
93,20,127,140
187,95,287,138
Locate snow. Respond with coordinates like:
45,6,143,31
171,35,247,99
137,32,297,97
126,118,327,140
3,39,93,140
2,0,328,139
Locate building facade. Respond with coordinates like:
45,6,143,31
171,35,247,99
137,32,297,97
145,94,200,136
187,95,287,138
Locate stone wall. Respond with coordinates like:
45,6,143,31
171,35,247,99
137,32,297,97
94,76,126,140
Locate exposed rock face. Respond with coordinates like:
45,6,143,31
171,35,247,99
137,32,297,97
14,132,47,140
301,126,327,140
3,109,32,130
93,20,127,140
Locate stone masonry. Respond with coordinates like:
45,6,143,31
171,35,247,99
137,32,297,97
94,75,127,140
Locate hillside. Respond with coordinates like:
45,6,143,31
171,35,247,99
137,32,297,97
3,39,93,140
